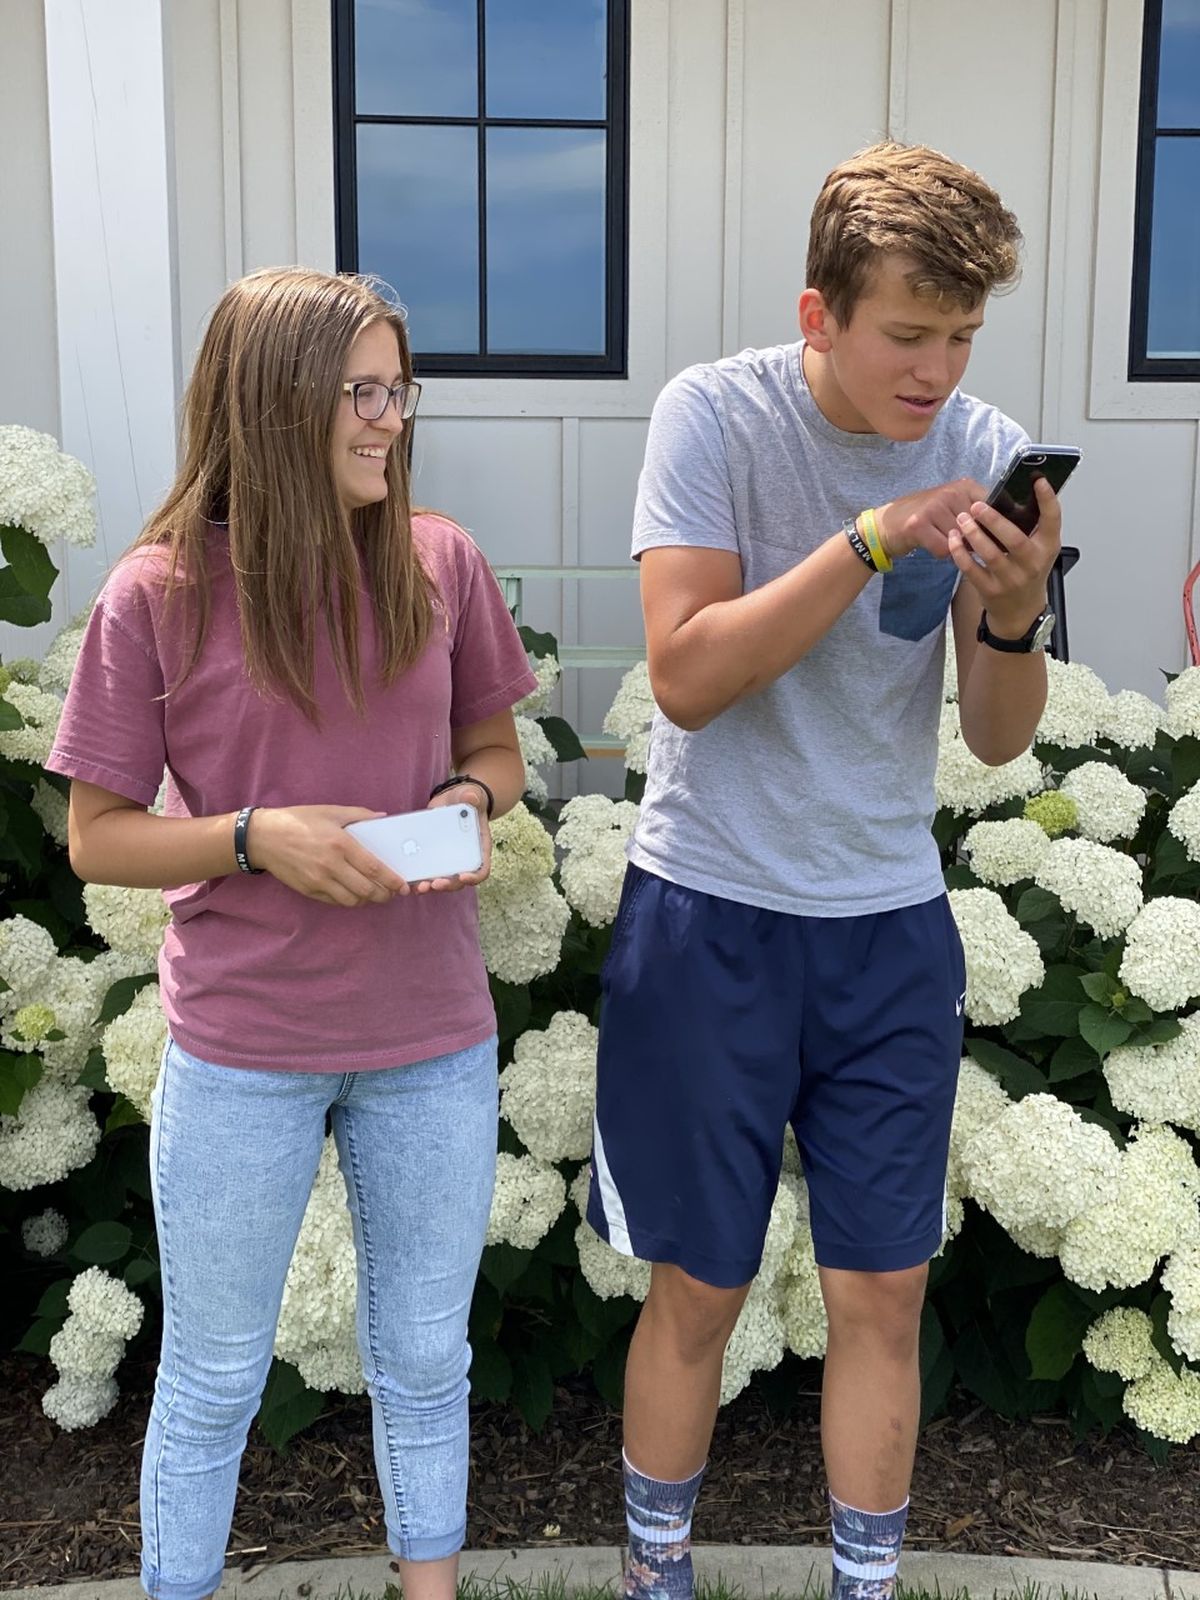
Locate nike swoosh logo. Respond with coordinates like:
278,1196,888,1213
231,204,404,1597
956,991,967,1017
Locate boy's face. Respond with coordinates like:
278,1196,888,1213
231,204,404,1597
800,255,985,440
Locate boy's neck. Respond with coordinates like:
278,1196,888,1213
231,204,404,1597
800,344,878,437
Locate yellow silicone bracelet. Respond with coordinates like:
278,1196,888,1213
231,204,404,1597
860,507,893,573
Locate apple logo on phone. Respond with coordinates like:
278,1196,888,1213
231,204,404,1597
402,838,419,857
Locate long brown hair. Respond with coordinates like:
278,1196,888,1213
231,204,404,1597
134,267,435,718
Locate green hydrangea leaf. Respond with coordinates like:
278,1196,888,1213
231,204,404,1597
1078,1004,1134,1059
0,522,59,600
1026,1282,1094,1380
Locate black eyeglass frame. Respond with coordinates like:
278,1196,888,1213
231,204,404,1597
341,379,423,421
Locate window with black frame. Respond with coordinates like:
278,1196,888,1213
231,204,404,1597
1130,0,1200,380
333,0,629,377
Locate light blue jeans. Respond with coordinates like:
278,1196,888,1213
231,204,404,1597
140,1034,499,1600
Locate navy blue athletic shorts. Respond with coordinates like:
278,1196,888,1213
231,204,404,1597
586,863,967,1286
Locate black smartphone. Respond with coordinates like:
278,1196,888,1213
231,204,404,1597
986,444,1081,535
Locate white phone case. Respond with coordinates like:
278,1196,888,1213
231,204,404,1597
346,804,483,882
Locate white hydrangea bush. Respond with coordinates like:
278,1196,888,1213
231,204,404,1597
10,603,1200,1452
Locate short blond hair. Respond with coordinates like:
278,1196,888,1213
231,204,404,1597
806,141,1022,326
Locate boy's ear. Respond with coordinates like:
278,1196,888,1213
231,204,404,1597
799,288,835,352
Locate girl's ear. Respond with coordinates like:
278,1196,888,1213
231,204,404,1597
798,288,835,352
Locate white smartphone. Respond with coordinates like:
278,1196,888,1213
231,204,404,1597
345,803,483,882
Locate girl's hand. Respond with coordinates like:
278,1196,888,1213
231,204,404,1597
248,805,410,906
414,785,493,894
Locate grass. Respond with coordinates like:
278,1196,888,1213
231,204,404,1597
303,1575,1114,1600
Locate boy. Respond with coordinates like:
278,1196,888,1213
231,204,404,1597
587,142,1062,1600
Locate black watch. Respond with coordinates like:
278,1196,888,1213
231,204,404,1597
976,608,1056,654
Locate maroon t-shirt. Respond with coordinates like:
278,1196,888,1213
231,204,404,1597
47,514,536,1071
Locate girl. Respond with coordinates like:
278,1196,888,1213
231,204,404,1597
47,267,535,1600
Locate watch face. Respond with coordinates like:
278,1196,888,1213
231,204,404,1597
1031,612,1056,651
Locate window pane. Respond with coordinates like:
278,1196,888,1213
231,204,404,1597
485,0,607,120
357,124,480,354
1147,137,1200,358
355,0,478,118
1158,0,1200,129
486,127,606,354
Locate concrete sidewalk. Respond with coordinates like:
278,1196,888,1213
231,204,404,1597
5,1546,1199,1600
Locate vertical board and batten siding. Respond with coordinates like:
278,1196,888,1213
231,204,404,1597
3,0,1198,722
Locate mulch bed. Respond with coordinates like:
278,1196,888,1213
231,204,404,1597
2,1351,1198,1588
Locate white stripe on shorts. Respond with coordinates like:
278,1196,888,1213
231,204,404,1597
591,1115,633,1256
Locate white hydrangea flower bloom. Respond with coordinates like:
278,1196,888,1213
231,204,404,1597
777,1184,827,1361
1033,837,1144,938
0,680,64,767
575,1217,651,1301
1164,666,1200,741
1059,1123,1200,1291
515,714,557,804
948,887,1044,1026
479,875,571,985
0,1081,100,1190
557,794,638,928
1167,786,1200,865
719,1279,787,1404
757,1172,802,1287
1122,1355,1200,1444
83,882,170,963
30,780,69,847
602,660,657,774
100,984,168,1120
487,1152,567,1250
1119,897,1200,1013
0,425,96,548
0,913,58,1005
1105,1013,1200,1132
37,614,90,696
1035,657,1111,748
959,1094,1121,1255
22,948,151,1084
1100,690,1162,752
1162,1244,1200,1365
42,1374,119,1431
68,1266,145,1340
515,654,561,717
500,1010,597,1163
1082,1306,1157,1382
962,818,1051,887
7,1002,57,1048
477,805,569,983
947,1056,1013,1208
21,1207,68,1256
1057,762,1146,844
934,701,1044,816
49,1315,126,1379
275,1139,363,1395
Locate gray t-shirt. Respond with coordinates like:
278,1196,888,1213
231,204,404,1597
628,340,1028,917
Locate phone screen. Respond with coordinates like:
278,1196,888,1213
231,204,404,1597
986,448,1080,535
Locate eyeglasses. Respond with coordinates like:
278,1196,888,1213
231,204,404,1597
342,380,422,423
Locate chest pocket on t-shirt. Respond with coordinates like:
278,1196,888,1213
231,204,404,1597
877,549,959,642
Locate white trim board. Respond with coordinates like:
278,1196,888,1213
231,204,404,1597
1090,0,1200,420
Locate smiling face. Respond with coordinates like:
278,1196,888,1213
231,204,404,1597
799,254,985,440
331,319,410,512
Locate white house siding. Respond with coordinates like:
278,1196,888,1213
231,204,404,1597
3,0,1197,730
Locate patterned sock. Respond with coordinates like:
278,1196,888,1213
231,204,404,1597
622,1451,705,1600
828,1492,909,1599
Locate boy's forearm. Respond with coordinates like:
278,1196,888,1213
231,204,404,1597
958,647,1048,765
655,531,874,729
